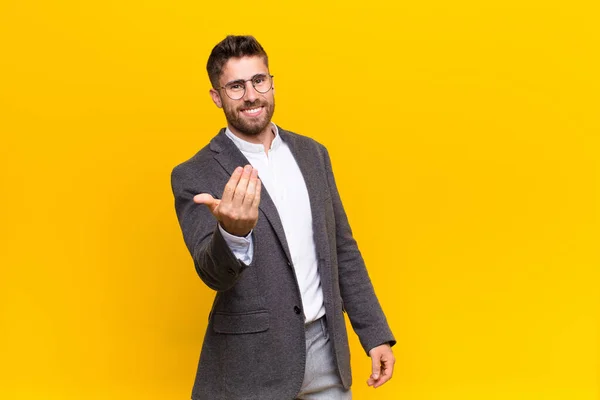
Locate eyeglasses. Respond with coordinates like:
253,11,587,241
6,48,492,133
217,74,274,100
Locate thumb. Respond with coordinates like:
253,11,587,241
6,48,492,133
371,352,381,380
194,193,220,213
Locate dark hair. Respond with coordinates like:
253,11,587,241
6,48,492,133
207,35,269,89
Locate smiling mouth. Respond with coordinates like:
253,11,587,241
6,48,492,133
240,106,264,116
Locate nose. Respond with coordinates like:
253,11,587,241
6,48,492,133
242,80,258,102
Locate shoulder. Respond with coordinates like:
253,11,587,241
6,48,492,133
277,125,329,156
171,130,226,187
171,142,213,181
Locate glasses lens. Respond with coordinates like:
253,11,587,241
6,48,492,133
225,82,245,100
253,75,273,93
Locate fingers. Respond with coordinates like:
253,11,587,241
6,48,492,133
371,353,381,382
204,164,261,237
193,193,214,204
252,178,262,209
242,168,260,208
221,166,244,203
235,165,256,208
193,193,221,214
367,345,395,389
223,165,257,207
373,358,393,388
366,353,381,387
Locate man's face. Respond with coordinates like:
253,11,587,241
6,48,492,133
210,56,275,138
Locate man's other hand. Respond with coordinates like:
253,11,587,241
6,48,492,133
367,343,395,388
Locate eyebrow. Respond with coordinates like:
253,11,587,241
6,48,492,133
224,73,267,86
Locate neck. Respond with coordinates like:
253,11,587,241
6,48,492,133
228,124,275,154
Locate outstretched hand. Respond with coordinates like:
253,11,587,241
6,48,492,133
367,343,395,388
194,165,261,237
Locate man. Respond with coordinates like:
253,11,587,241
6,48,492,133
171,35,395,400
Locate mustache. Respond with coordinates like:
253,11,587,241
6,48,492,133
239,101,265,111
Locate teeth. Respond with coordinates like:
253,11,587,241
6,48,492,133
243,107,261,114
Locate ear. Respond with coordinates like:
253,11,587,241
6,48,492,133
209,88,222,108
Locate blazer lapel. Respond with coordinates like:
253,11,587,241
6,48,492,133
210,130,293,264
278,128,333,302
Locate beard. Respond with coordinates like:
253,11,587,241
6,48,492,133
223,98,275,136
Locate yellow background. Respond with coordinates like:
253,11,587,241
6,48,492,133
1,0,598,399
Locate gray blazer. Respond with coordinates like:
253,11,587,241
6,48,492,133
171,127,395,400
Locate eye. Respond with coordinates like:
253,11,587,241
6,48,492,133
253,75,266,84
227,83,244,91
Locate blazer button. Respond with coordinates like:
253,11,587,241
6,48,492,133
294,306,301,314
287,261,292,267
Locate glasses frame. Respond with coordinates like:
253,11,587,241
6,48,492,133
217,74,274,100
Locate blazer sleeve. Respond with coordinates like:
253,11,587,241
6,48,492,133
323,147,396,354
171,162,250,292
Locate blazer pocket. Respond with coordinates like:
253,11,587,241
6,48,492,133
212,310,269,334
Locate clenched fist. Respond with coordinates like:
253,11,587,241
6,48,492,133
194,165,261,237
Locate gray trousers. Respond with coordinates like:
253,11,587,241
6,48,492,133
295,316,352,400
